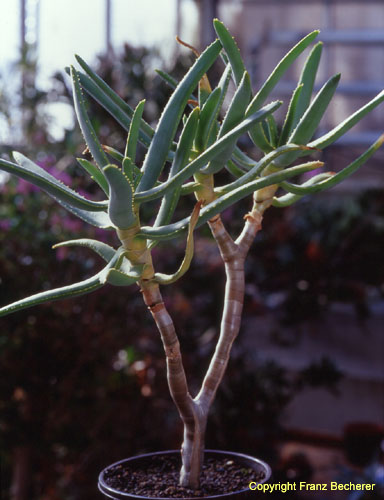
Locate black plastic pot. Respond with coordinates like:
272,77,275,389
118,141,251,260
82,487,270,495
98,449,271,500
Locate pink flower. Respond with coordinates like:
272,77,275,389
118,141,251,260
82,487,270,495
0,220,11,231
16,179,39,195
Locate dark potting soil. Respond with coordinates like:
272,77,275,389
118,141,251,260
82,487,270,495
103,454,265,498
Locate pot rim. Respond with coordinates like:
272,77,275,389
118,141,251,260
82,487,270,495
98,449,271,500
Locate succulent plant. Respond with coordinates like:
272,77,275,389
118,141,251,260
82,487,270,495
1,19,383,489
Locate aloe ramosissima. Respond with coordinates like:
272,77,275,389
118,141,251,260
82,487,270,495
1,20,383,489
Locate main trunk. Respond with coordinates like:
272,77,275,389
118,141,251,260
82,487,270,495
180,412,207,488
139,205,265,489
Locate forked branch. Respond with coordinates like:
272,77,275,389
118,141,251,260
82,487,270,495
196,203,264,411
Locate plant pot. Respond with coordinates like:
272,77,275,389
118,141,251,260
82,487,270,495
98,449,271,500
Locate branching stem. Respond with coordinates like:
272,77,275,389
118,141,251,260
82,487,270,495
196,206,263,410
139,192,272,490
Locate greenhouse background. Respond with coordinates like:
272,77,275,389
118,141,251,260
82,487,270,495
0,1,383,499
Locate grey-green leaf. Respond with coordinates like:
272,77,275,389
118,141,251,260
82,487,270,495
135,100,282,202
216,144,315,194
213,19,246,85
125,99,145,162
293,41,323,128
283,134,384,194
246,30,320,115
75,55,155,143
308,89,384,150
103,269,139,286
0,154,108,212
70,66,109,169
52,198,113,229
154,108,200,231
53,238,116,262
290,73,341,144
275,73,341,167
139,162,321,241
0,251,123,317
137,39,222,192
203,71,252,174
278,83,304,146
195,88,221,151
103,165,136,229
77,158,109,195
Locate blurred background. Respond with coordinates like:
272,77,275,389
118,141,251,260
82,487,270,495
0,1,383,499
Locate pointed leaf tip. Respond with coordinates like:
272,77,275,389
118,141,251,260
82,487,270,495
71,65,109,169
1,153,108,213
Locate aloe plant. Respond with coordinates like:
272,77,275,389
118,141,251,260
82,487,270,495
1,20,383,490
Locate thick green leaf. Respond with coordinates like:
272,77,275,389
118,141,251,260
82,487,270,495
102,145,124,163
153,108,200,232
180,182,200,195
217,63,232,96
293,41,323,128
170,109,200,177
248,123,274,153
275,73,341,166
77,158,109,195
137,39,222,192
125,99,145,162
156,69,179,90
290,73,340,144
216,144,315,194
308,89,384,150
282,134,384,194
225,159,247,178
219,72,252,137
152,109,199,247
213,19,246,85
0,154,108,212
102,248,143,285
75,55,155,142
70,66,109,169
278,83,303,146
103,165,136,229
279,172,334,196
232,146,258,170
140,162,321,241
122,156,142,188
53,239,144,285
203,71,252,174
0,251,122,317
265,115,279,147
246,30,320,115
52,198,112,228
0,274,104,317
155,69,198,109
195,88,221,151
104,269,139,286
204,64,232,149
135,101,282,202
273,172,333,207
71,68,154,150
273,191,307,207
53,238,116,262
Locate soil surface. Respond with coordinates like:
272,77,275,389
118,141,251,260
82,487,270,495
103,454,266,498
